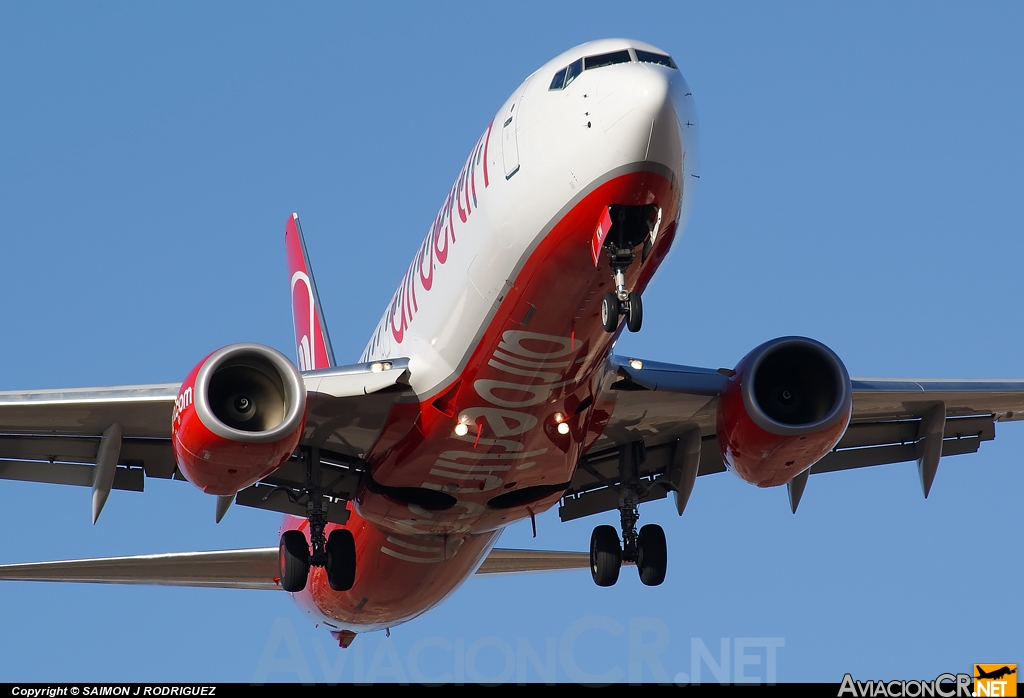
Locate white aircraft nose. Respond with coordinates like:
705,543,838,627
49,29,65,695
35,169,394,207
630,68,671,118
597,65,689,172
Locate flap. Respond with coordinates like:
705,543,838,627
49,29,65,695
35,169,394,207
300,358,415,459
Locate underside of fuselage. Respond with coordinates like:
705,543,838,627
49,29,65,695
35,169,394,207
288,38,698,635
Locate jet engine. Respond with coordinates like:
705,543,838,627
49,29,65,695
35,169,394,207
716,337,852,487
171,343,306,496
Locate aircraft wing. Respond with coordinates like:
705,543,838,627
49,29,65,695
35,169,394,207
0,359,414,522
0,547,596,589
0,549,283,590
561,355,1024,522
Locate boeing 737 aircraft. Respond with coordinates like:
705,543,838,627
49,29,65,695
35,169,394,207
2,38,1023,648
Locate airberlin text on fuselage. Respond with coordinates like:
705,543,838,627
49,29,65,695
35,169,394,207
389,329,579,535
434,329,579,492
361,122,493,359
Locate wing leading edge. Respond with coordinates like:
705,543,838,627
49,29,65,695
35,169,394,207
560,355,1024,522
0,359,414,523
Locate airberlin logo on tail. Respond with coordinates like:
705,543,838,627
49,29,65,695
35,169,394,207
291,270,319,371
382,121,494,347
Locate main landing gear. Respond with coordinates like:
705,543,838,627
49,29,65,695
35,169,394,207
589,441,667,587
278,448,356,594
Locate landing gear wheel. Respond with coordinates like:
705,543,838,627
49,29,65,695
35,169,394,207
325,529,357,592
626,291,643,333
601,292,619,333
590,524,622,587
636,524,667,586
279,530,310,593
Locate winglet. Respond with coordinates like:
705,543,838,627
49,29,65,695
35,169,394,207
285,213,336,371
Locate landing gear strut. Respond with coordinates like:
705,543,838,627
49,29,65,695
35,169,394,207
278,447,356,593
598,205,658,334
589,441,667,587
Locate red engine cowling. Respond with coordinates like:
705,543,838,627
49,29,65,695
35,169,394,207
716,337,852,488
171,343,306,496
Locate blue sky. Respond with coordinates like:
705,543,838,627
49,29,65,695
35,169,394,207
0,2,1021,683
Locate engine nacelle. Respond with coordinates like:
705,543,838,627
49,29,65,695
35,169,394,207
716,337,852,487
171,343,306,496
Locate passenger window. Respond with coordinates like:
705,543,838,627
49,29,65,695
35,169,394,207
549,67,568,90
564,58,583,87
635,50,677,69
584,50,632,70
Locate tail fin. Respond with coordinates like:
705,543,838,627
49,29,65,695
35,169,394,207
285,213,336,371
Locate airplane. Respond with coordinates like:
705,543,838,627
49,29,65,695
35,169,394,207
3,37,1024,650
976,666,1016,681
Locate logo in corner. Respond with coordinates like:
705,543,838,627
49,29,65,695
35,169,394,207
975,665,1017,697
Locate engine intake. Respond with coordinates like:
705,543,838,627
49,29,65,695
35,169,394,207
717,337,852,487
172,343,306,496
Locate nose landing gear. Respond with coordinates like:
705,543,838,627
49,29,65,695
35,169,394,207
597,204,659,334
278,448,357,593
601,289,643,333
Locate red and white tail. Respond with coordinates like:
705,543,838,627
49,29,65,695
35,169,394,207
284,213,335,371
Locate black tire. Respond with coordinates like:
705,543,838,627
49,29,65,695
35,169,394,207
279,530,310,593
590,524,622,587
601,292,619,333
626,291,643,333
637,524,667,586
325,529,357,592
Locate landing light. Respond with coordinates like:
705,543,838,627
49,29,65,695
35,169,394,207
628,359,643,370
454,423,469,437
557,422,570,435
369,361,393,373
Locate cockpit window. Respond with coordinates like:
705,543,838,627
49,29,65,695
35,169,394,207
549,67,568,90
550,50,632,91
564,58,582,87
635,50,677,69
584,50,632,71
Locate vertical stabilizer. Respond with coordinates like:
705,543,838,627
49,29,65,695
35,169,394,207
285,213,336,371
